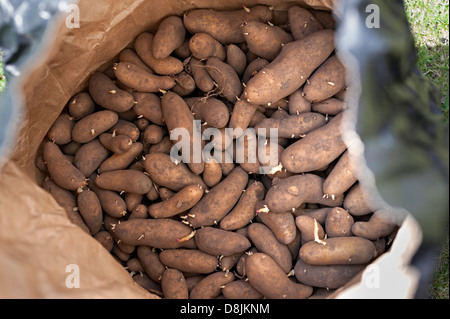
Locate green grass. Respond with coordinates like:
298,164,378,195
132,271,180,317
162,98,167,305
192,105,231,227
0,51,5,95
404,0,449,299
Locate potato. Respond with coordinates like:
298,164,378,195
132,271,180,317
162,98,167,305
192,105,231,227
242,21,293,61
299,237,377,265
95,169,152,194
119,48,154,73
243,30,335,105
187,166,248,228
109,119,141,143
88,72,135,112
172,72,196,97
265,174,344,214
189,33,226,61
72,110,119,144
99,133,133,155
296,215,325,243
103,215,135,254
135,32,184,75
128,203,148,220
77,189,103,235
73,139,109,177
42,179,90,234
248,222,292,273
133,274,163,296
222,279,263,299
159,249,218,274
190,271,235,299
312,97,347,116
161,269,189,299
201,157,221,188
183,5,273,44
325,207,354,238
303,55,347,102
127,258,144,273
258,210,297,245
137,246,166,282
114,62,176,93
294,207,333,225
242,58,269,84
219,252,244,272
195,227,251,257
206,57,242,103
226,44,247,76
148,184,204,219
152,15,186,60
228,98,260,136
351,209,397,240
254,112,327,139
94,230,114,252
132,92,164,126
288,6,324,40
89,174,127,218
68,92,95,119
289,89,312,115
246,253,313,299
281,111,347,173
143,125,164,145
344,183,374,216
188,57,215,93
187,97,230,129
294,259,366,289
174,39,192,59
43,141,87,191
149,136,173,154
310,9,337,30
143,152,206,191
47,113,75,145
114,219,196,249
98,142,143,173
220,181,265,231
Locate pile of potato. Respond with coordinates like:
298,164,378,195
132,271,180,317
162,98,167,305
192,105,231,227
37,5,398,299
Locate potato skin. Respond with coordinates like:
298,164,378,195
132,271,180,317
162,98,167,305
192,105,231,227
281,111,347,173
114,219,196,249
325,207,354,238
148,184,204,219
299,237,376,265
99,133,133,155
95,169,152,194
72,110,119,144
312,97,347,116
243,30,335,105
206,57,242,103
77,189,103,235
47,114,74,145
73,139,109,177
246,253,313,299
183,5,273,44
344,183,374,216
132,92,164,126
222,279,263,299
189,57,215,93
258,211,297,245
161,268,189,299
189,33,226,61
43,141,87,191
152,15,186,60
351,209,397,240
294,258,366,289
189,97,230,129
88,72,135,112
137,246,166,283
288,6,324,40
195,227,251,257
226,44,247,75
68,92,95,119
296,215,325,242
187,167,249,228
98,142,143,173
228,98,260,136
159,249,218,274
190,271,235,299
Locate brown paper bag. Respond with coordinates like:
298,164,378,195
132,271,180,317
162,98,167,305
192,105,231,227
0,0,422,299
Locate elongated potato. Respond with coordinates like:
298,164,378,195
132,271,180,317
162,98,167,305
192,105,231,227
219,252,244,272
189,33,226,61
161,268,189,299
94,230,114,252
190,271,235,299
246,253,313,299
202,158,222,188
242,58,269,84
299,237,376,265
248,222,292,273
172,71,196,97
89,72,135,112
47,113,75,145
119,48,154,73
281,111,347,173
43,141,87,191
255,112,327,139
135,32,184,75
132,92,164,126
243,30,335,105
187,166,248,228
73,139,109,177
187,97,230,129
77,189,103,235
195,227,251,257
95,169,152,194
206,57,242,103
183,5,273,44
228,98,260,136
152,15,186,60
344,183,374,216
148,184,204,218
325,207,354,238
294,259,366,289
137,246,166,282
288,6,324,40
72,110,119,144
258,210,297,245
227,44,247,76
303,55,347,102
323,151,358,199
99,133,133,155
114,219,196,249
159,249,218,274
242,21,293,60
68,92,95,119
114,62,175,93
296,215,325,242
265,174,344,213
109,119,141,143
88,174,128,218
351,209,397,240
220,181,265,231
143,152,206,191
312,97,347,116
189,57,216,93
222,279,263,299
289,89,312,115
